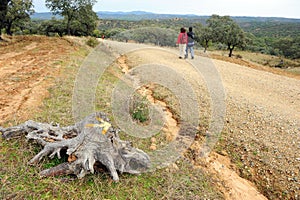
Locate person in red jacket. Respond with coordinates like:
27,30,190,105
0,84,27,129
176,27,188,59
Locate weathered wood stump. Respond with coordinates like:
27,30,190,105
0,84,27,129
0,112,150,181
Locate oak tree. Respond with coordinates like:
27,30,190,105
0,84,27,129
69,3,98,36
2,0,34,36
194,23,213,52
0,0,10,39
45,0,97,35
207,15,247,57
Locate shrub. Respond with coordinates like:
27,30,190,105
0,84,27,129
130,95,150,124
235,54,243,59
86,37,99,47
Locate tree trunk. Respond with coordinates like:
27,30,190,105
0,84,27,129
228,46,234,57
67,18,71,35
0,0,10,31
66,12,76,36
204,40,209,52
1,112,150,181
5,21,12,36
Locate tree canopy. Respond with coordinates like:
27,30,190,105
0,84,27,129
1,0,34,36
69,3,98,36
45,0,98,35
194,23,213,52
113,27,177,47
0,0,10,39
273,36,300,59
207,15,247,57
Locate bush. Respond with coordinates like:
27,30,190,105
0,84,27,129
235,54,243,59
86,37,99,47
92,29,102,38
130,95,150,124
113,27,177,47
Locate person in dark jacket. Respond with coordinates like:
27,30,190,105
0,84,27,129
185,27,195,59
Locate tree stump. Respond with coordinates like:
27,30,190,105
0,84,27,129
0,112,150,181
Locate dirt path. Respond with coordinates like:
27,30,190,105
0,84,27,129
0,36,77,124
103,40,299,199
117,53,267,200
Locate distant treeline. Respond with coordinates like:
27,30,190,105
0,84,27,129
6,16,300,59
1,0,299,59
97,17,300,59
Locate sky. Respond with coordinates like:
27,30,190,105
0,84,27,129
33,0,300,19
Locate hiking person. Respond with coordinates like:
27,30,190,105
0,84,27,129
176,27,188,59
185,27,195,59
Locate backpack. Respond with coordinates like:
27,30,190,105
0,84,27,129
180,33,187,44
187,32,195,43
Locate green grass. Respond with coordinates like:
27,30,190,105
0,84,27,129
1,137,221,199
0,41,223,199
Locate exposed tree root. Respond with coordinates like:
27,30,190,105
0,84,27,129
0,112,150,181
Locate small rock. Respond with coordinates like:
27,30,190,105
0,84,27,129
149,144,157,151
171,163,179,171
150,137,156,143
219,150,228,156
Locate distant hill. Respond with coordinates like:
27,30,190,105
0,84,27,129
31,12,62,20
96,11,200,20
31,11,300,23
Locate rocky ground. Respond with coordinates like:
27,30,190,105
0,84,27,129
213,58,299,199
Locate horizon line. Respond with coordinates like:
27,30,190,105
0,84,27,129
32,10,300,20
